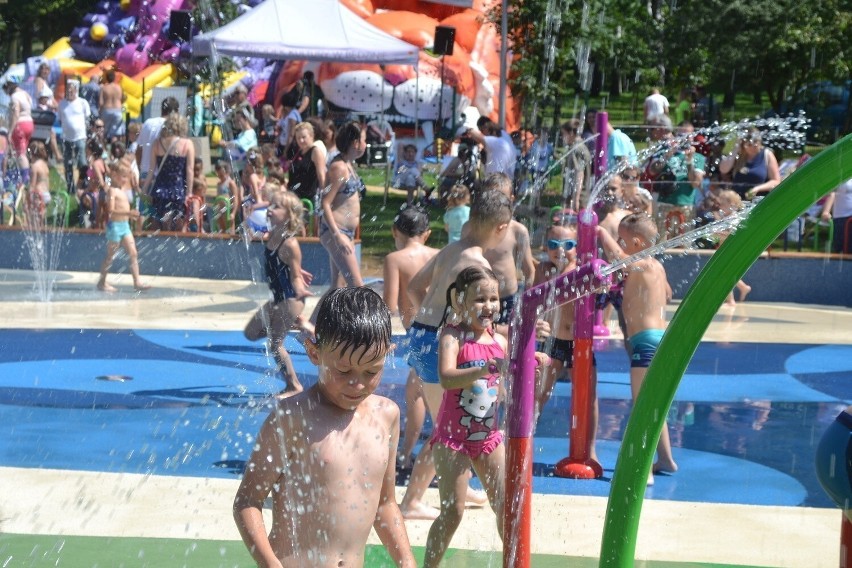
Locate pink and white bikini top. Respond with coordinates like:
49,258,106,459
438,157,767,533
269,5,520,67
433,327,504,443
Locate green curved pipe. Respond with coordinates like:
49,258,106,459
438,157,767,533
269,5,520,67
600,134,852,566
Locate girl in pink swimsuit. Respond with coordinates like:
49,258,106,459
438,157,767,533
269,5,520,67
424,265,508,568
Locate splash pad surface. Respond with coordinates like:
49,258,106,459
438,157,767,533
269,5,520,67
0,269,848,566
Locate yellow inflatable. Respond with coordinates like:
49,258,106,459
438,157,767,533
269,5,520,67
197,71,248,99
42,37,73,60
56,58,95,75
123,74,174,118
121,63,174,99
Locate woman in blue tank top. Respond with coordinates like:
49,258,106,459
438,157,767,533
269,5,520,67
728,128,780,200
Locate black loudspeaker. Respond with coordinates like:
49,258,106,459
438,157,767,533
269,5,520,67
433,26,455,56
168,10,193,43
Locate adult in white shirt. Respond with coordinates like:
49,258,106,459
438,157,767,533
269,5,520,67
58,80,91,192
643,88,670,124
466,118,518,180
135,96,180,185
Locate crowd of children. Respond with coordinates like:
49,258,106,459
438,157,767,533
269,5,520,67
226,97,834,563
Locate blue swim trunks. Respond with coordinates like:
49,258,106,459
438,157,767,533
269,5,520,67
106,220,132,243
406,321,440,384
496,294,516,325
628,329,665,368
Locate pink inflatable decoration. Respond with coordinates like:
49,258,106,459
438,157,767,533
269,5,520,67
114,0,188,76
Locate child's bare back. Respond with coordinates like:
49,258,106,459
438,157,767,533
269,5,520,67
621,255,668,337
248,390,399,566
411,239,490,327
385,245,437,327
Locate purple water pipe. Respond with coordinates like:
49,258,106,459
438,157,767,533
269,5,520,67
592,110,610,336
506,259,612,438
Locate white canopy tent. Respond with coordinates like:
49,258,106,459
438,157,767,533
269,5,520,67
192,0,419,64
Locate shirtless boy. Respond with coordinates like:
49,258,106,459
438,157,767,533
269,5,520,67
233,287,415,568
99,68,125,143
382,206,439,468
399,189,512,519
480,173,535,331
97,159,149,292
597,212,677,483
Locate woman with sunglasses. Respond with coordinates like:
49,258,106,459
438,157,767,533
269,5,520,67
722,127,780,200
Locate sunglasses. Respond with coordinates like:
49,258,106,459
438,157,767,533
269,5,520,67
547,238,577,251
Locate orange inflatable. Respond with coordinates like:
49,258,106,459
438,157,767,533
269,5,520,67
273,0,518,131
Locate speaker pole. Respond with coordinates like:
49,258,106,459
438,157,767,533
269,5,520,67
437,54,445,140
499,0,508,130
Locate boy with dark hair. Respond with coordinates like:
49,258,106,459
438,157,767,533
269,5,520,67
383,205,439,470
234,287,415,567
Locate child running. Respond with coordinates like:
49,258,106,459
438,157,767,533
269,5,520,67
423,266,507,567
234,287,416,568
597,212,677,484
243,189,312,398
97,159,149,292
382,206,439,469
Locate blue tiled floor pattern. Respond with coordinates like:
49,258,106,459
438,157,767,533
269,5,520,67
0,329,849,508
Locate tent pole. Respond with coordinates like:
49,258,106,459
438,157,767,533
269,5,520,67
382,66,390,206
498,0,508,130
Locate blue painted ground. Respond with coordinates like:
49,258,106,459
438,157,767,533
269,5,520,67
0,329,849,508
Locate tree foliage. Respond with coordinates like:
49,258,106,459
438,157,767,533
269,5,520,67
492,0,850,121
0,0,91,69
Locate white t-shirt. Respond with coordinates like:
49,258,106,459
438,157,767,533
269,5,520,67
58,97,91,142
137,116,166,177
834,178,852,219
644,93,669,121
483,131,517,178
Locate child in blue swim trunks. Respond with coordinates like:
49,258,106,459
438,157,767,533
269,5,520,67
97,159,150,292
597,212,676,484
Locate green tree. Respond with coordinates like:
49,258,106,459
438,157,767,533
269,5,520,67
0,0,90,70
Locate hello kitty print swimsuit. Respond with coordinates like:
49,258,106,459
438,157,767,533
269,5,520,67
431,326,504,458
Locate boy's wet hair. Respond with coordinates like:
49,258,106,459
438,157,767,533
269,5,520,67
620,212,658,244
440,265,499,326
469,189,512,228
315,287,392,363
394,205,430,237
